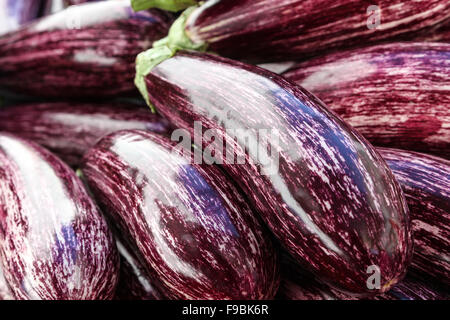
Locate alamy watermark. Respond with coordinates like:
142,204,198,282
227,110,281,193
367,5,381,30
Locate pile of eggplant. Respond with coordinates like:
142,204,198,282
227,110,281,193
0,0,448,300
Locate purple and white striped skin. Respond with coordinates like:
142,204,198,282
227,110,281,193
114,240,165,300
81,130,280,300
0,0,172,98
0,102,170,166
0,0,42,35
181,0,450,63
283,42,450,159
0,134,119,300
378,148,450,287
138,51,412,295
0,263,14,300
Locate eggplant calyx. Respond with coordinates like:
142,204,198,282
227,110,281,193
135,6,207,111
131,0,198,12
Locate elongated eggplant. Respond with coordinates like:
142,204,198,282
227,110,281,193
0,0,42,35
0,134,119,299
0,0,171,98
144,0,450,63
0,102,170,166
114,240,165,300
283,42,450,159
378,148,450,287
135,49,412,295
82,130,280,300
0,263,13,300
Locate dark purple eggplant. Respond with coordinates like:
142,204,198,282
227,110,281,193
0,0,42,35
145,0,450,63
114,240,165,300
135,49,412,295
0,102,170,166
0,263,13,300
0,133,119,300
0,0,172,98
283,42,450,159
378,148,450,287
81,130,280,300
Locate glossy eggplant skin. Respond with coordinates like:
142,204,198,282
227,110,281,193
142,51,412,295
0,0,171,98
114,240,165,300
0,102,170,166
378,148,450,287
184,0,449,62
0,0,42,35
82,130,280,300
283,42,450,159
0,134,119,300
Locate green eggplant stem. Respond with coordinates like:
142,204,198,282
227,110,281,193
131,0,198,12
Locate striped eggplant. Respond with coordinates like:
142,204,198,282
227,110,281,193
0,0,172,98
0,102,170,166
0,133,119,299
114,240,165,300
283,42,450,159
135,49,413,295
0,263,13,300
81,130,280,300
0,0,42,35
144,0,450,63
378,148,450,287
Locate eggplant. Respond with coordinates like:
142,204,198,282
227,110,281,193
81,130,280,300
0,0,172,98
378,148,450,287
0,0,42,35
283,42,450,159
0,133,119,299
0,263,13,300
0,102,170,166
114,240,165,300
135,49,412,295
143,0,450,63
